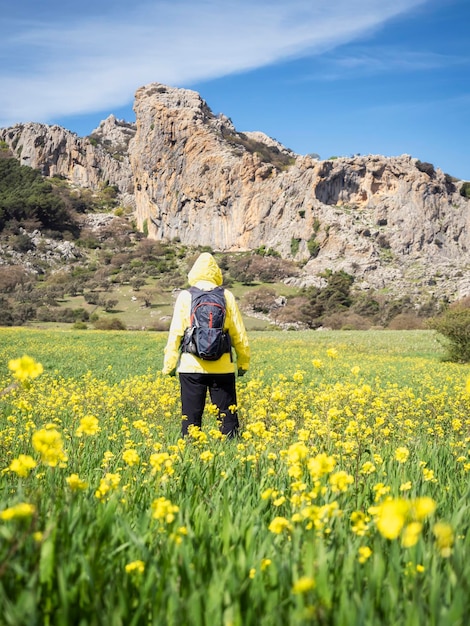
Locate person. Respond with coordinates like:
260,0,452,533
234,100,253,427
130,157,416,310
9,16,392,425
162,252,250,438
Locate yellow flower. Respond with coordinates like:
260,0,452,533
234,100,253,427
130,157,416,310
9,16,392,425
249,568,256,579
433,522,454,557
122,449,140,467
311,359,323,369
32,427,67,467
132,419,149,435
308,453,336,479
358,546,372,563
125,560,145,574
76,415,100,437
0,502,36,521
351,366,360,376
9,454,37,478
170,526,187,544
261,488,276,500
268,516,292,534
465,376,470,395
8,355,43,382
399,481,412,492
292,576,315,594
149,452,172,473
66,473,88,491
401,522,423,548
350,511,370,536
187,425,207,443
260,558,272,571
95,473,121,500
360,461,376,475
375,499,409,540
326,348,338,359
151,497,179,524
200,450,214,463
373,483,391,502
329,470,354,493
412,497,436,521
422,468,437,483
101,451,115,467
394,447,410,463
206,403,219,417
287,441,309,463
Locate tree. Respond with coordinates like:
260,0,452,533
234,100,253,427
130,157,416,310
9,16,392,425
0,157,78,234
428,307,470,363
301,271,354,327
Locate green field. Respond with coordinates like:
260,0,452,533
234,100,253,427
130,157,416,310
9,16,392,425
0,328,469,625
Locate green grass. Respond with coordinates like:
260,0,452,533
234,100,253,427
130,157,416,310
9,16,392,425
0,329,469,625
0,328,449,383
39,279,277,331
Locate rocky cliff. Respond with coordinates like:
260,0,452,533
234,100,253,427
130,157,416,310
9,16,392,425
1,82,469,302
0,115,136,208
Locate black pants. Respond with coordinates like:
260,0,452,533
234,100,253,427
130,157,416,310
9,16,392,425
179,372,239,437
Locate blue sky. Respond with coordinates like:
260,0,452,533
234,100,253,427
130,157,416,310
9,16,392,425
1,0,469,180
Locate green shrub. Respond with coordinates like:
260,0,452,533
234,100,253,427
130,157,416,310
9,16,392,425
93,317,126,330
301,270,354,328
148,319,171,331
73,321,88,330
307,235,320,258
243,286,277,314
460,182,470,199
387,313,424,330
290,238,300,256
415,160,435,178
254,245,280,258
0,157,77,234
428,308,470,362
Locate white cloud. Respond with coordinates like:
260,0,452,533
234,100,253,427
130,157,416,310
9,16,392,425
302,47,470,81
0,0,429,126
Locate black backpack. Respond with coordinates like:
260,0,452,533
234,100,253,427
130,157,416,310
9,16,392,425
182,286,231,360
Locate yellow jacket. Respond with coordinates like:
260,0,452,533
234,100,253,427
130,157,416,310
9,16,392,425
162,253,250,375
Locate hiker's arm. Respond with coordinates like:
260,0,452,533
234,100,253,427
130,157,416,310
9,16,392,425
162,291,190,375
225,291,250,371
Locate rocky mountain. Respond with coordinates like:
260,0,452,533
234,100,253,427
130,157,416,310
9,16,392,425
1,82,469,304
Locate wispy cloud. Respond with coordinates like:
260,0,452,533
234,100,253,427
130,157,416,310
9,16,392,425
0,0,429,126
305,47,470,81
361,90,470,116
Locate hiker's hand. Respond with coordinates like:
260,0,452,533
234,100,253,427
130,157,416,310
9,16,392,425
238,368,247,377
164,368,176,377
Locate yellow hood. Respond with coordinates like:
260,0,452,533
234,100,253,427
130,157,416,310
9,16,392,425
187,253,223,287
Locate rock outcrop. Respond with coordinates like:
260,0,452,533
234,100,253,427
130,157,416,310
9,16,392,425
0,115,135,207
1,82,469,302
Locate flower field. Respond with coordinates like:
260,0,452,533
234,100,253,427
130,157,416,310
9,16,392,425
0,328,469,625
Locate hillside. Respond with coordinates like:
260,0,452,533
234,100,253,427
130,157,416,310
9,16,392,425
1,82,469,312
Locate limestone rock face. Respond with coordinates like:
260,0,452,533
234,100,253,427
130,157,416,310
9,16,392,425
1,82,469,301
0,116,135,207
128,83,469,299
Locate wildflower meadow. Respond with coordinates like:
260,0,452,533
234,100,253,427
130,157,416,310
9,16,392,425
0,328,469,625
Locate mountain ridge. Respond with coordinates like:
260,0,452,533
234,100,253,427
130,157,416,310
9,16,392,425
1,82,469,305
